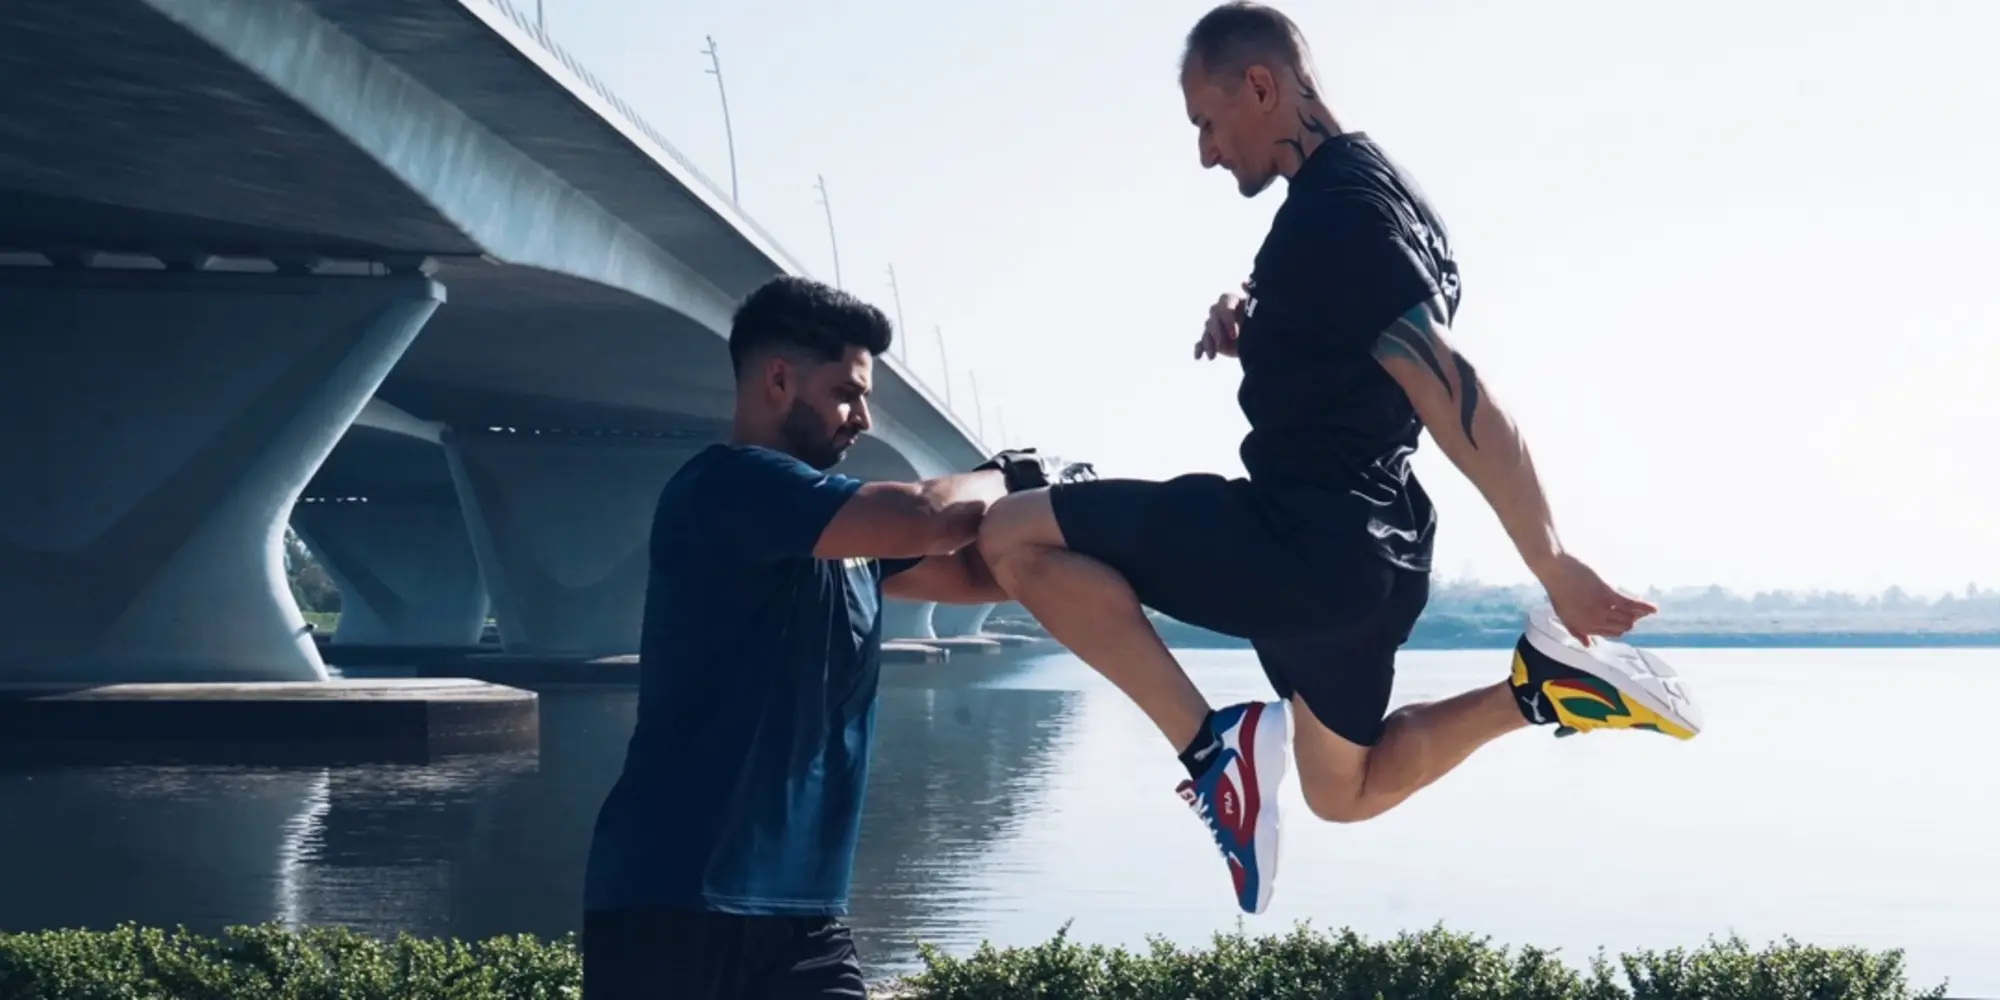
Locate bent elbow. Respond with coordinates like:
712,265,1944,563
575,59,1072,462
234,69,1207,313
917,498,988,555
818,481,992,561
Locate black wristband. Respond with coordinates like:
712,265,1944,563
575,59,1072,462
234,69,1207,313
974,449,1048,493
974,449,1097,493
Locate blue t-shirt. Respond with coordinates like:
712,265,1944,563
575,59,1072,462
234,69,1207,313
582,444,916,916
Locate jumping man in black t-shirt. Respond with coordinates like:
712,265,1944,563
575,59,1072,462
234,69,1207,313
977,1,1705,915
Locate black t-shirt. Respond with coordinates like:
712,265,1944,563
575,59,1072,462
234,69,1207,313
1235,132,1461,573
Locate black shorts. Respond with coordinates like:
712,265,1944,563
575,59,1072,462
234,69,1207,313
581,906,865,1000
1049,473,1430,747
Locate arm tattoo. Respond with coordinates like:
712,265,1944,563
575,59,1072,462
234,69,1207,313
1374,305,1483,448
1375,314,1452,390
1451,352,1480,448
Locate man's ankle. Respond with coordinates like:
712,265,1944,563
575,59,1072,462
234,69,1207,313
1176,710,1220,779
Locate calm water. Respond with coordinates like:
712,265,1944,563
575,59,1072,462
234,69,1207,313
0,647,1994,994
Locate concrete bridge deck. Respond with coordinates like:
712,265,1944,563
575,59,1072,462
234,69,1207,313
0,0,1009,710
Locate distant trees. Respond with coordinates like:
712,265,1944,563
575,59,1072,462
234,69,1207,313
281,521,1998,632
1425,577,2000,625
282,528,341,615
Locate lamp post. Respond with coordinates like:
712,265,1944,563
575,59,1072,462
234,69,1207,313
885,264,907,360
814,175,842,288
700,35,739,203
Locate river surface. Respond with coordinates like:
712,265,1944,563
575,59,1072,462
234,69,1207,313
0,647,1993,994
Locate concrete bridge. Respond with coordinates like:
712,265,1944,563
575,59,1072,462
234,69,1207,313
0,0,999,686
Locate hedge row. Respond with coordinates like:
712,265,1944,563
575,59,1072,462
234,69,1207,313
0,921,1953,1000
899,923,1952,1000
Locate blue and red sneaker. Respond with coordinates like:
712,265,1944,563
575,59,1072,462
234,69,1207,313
1175,700,1288,914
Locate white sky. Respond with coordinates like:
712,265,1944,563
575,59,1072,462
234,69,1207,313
543,0,1998,595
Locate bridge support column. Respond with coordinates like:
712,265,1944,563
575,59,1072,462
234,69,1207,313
881,600,937,641
0,269,442,682
445,431,698,657
291,498,489,647
931,603,997,637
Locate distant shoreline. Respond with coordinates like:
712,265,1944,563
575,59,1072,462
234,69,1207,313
986,615,2000,651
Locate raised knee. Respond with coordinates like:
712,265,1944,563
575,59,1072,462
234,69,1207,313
973,505,1019,572
975,490,1052,568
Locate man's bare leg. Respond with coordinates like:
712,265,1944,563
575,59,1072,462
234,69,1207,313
976,488,1210,752
1292,619,1706,822
1292,683,1525,823
978,485,1294,916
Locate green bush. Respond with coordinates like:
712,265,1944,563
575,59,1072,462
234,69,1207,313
0,924,576,1000
900,923,1952,1000
0,921,1952,1000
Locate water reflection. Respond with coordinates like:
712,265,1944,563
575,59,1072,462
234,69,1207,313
0,752,541,937
0,651,1077,977
853,656,1076,960
2,649,1997,992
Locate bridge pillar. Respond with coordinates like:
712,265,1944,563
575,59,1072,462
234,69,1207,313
0,268,442,682
445,430,699,657
881,600,937,641
291,498,489,647
931,603,997,637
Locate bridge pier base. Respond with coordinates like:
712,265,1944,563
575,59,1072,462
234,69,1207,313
881,600,937,642
0,269,442,682
445,431,698,657
291,497,489,647
931,603,996,638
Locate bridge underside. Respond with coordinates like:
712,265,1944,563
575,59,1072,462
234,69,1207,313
298,423,981,657
0,0,989,681
0,269,441,682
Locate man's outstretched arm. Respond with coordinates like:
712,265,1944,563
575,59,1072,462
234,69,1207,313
813,470,1008,562
861,449,1092,604
1370,297,1562,575
1370,297,1655,638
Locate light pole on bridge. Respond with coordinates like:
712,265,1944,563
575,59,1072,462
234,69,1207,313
933,324,953,408
968,369,987,444
885,263,908,360
700,35,739,204
814,174,842,289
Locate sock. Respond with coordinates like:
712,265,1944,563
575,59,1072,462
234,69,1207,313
1511,641,1553,726
1177,710,1221,780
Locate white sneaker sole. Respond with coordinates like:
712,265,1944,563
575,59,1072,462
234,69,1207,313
1243,700,1288,914
1523,605,1705,737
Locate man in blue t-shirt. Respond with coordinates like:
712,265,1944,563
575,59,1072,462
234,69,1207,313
579,275,1091,998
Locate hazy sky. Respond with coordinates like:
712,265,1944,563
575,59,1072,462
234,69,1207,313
536,0,1997,596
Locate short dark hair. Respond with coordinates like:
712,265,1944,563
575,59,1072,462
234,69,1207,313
727,275,894,376
1181,2,1312,86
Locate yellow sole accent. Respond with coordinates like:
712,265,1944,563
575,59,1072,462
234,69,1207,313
1542,678,1696,740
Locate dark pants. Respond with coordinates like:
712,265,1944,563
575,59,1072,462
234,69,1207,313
1049,473,1430,747
581,907,866,1000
